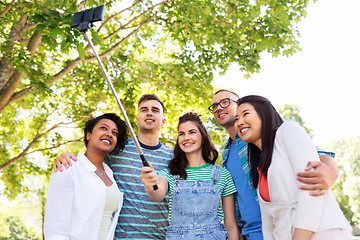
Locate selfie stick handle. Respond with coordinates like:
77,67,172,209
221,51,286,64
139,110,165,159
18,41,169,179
84,31,158,190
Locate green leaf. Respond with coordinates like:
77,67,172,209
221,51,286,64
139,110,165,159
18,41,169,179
76,42,85,59
91,31,103,45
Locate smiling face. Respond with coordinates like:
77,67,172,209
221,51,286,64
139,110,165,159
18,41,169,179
235,102,262,149
211,91,239,130
177,121,203,156
86,119,118,154
136,100,166,133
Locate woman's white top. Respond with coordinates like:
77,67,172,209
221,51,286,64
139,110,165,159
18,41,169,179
98,182,121,240
259,121,351,240
44,153,123,240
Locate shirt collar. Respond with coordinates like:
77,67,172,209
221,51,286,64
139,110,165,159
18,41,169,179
77,153,96,172
222,133,242,167
139,140,162,150
224,133,241,149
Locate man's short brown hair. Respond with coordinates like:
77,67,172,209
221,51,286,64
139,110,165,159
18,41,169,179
138,94,165,112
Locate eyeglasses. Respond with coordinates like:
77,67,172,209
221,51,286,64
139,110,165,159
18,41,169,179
208,98,237,113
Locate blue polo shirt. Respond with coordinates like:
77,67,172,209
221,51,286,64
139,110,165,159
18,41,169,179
225,139,263,240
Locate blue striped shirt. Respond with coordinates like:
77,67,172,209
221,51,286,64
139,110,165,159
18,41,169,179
107,139,173,239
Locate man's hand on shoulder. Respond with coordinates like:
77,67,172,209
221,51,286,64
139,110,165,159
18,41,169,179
297,155,338,196
54,152,77,172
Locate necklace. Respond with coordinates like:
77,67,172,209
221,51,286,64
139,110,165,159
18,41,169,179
96,169,105,177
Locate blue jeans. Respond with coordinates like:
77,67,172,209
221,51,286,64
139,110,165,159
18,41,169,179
166,165,227,240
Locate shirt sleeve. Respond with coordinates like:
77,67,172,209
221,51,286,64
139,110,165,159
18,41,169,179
44,169,75,240
315,146,335,158
220,168,237,198
158,168,173,196
158,168,171,180
280,121,323,232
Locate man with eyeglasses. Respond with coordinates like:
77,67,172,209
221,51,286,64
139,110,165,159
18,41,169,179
210,89,339,240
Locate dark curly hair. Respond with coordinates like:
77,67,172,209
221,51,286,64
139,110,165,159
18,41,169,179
169,112,218,179
236,95,283,187
84,113,128,155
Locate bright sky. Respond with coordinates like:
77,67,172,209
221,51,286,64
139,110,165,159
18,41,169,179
213,0,360,147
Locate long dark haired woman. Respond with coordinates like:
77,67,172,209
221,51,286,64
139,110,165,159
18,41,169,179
234,95,352,240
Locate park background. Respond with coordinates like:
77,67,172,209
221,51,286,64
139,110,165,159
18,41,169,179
0,0,359,239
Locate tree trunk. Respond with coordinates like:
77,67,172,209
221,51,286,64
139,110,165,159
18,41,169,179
0,16,28,90
0,27,42,112
0,16,28,112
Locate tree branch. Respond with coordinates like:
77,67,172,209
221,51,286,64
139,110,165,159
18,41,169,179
108,49,170,90
98,0,144,32
0,30,42,112
7,86,32,104
0,116,89,170
1,3,159,110
27,139,83,155
77,0,88,11
103,1,163,41
23,23,37,32
0,16,28,91
0,0,16,18
0,115,50,170
144,60,185,87
107,59,153,83
100,12,158,58
0,71,25,112
49,58,84,85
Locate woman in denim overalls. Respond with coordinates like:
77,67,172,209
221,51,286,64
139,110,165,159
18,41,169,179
140,112,239,239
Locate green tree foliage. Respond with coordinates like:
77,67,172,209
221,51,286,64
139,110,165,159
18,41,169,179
326,136,360,226
0,191,43,240
278,104,313,137
1,217,40,240
0,0,314,234
0,0,311,198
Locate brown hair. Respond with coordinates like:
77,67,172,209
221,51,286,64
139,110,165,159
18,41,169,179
168,112,218,179
138,94,165,112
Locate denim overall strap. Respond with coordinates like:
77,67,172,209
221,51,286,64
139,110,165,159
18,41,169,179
172,175,181,181
166,165,227,240
211,164,221,183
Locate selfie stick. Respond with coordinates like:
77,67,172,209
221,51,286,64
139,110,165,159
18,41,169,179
70,5,158,190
